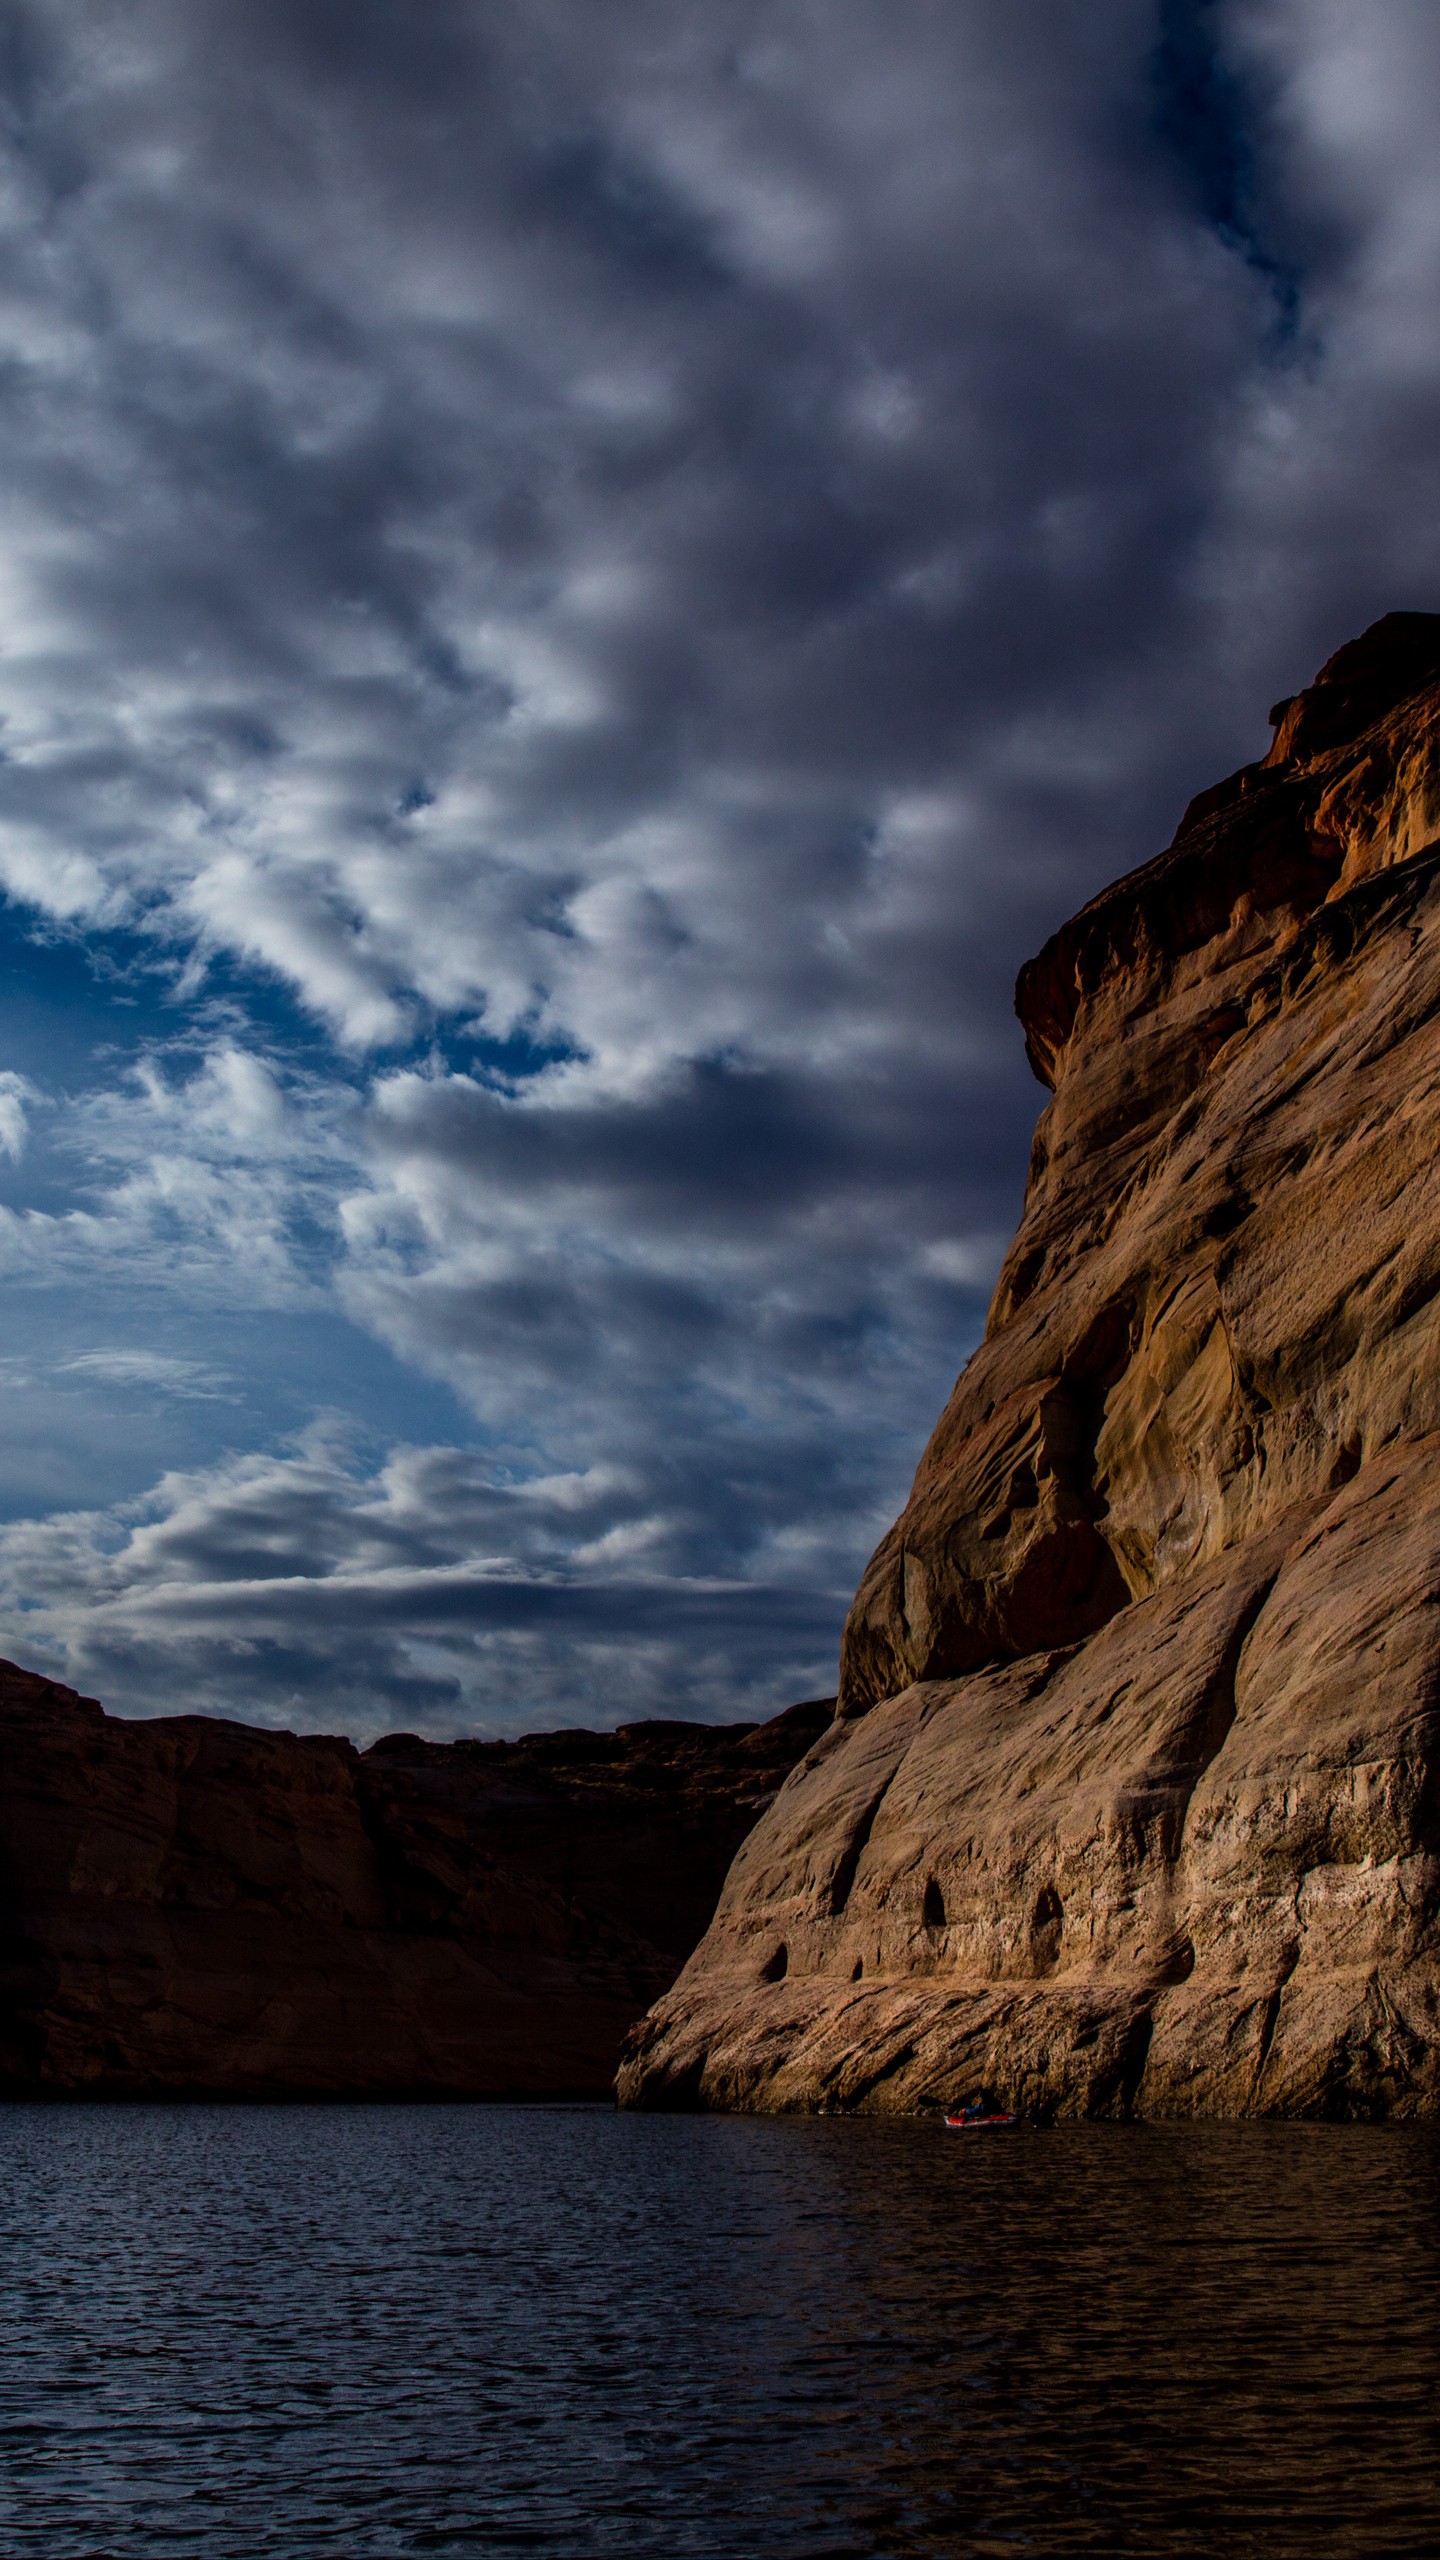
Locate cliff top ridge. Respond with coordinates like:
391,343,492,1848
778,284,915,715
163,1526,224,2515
1018,609,1440,1089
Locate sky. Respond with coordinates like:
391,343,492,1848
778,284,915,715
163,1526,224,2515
0,0,1436,1740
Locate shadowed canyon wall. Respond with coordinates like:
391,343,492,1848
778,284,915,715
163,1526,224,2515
620,612,1440,2121
0,1660,828,2096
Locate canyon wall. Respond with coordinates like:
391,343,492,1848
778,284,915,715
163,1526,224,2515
0,1658,828,2097
620,612,1440,2120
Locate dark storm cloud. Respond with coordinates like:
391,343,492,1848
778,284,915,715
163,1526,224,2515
0,2,1438,1727
366,1049,1016,1226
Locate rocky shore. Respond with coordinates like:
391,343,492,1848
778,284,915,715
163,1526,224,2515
620,612,1440,2121
0,1658,828,2097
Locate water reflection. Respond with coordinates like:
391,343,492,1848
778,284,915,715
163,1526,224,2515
0,2106,1434,2555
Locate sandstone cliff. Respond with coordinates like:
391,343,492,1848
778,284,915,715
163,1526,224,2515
0,1659,828,2096
619,611,1440,2121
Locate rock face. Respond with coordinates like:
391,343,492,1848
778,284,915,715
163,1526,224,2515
0,1659,829,2097
619,612,1440,2121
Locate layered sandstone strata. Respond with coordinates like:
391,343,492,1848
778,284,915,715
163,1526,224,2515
0,1659,828,2097
620,612,1440,2120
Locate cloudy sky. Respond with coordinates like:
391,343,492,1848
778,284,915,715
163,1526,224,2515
0,0,1434,1738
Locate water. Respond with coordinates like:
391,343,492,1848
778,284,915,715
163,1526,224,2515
0,2107,1435,2557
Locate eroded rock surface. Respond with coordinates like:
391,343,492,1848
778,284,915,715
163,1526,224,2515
0,1660,828,2096
620,612,1440,2120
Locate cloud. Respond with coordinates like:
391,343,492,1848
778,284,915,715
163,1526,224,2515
0,1430,849,1736
0,1,1265,1059
0,4,1435,1729
0,1072,36,1162
0,1037,350,1299
55,1350,236,1400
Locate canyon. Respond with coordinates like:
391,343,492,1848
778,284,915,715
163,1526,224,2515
0,1657,828,2097
619,611,1440,2121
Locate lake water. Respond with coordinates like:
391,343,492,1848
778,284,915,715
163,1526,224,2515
0,2106,1435,2557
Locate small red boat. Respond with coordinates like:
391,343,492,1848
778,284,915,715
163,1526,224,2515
942,2090,1018,2129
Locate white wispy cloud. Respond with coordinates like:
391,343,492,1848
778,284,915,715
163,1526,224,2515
55,1350,236,1400
0,1071,36,1162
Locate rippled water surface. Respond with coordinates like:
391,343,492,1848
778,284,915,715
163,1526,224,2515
0,2106,1436,2556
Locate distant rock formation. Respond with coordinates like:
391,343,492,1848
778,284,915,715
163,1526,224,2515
620,611,1440,2121
0,1657,829,2096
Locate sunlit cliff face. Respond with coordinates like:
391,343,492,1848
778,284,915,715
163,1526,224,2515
621,623,1440,2124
